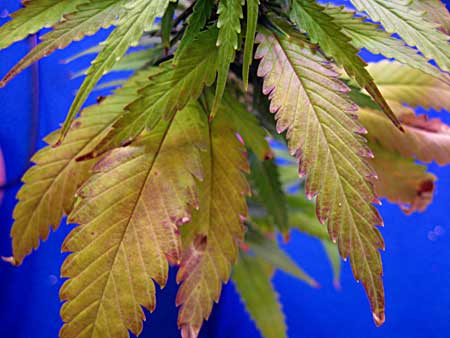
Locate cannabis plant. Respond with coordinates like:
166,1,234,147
1,0,450,337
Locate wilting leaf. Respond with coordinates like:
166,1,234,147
256,27,385,325
233,253,287,338
176,112,250,338
11,73,146,265
369,142,436,214
359,108,450,165
60,102,208,338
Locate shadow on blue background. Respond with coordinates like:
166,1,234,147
1,1,450,337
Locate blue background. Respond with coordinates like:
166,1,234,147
1,1,450,337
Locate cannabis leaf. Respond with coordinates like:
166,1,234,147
368,61,450,112
176,111,250,338
350,0,450,72
255,28,385,325
212,0,243,116
359,108,450,165
369,143,436,215
411,0,450,35
173,0,214,64
249,155,288,233
323,5,449,83
290,0,402,130
90,28,219,157
233,253,287,338
1,0,125,86
0,0,87,51
10,73,145,265
60,0,169,140
60,102,207,338
242,0,259,90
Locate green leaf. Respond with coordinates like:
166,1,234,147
323,5,449,84
243,0,259,90
0,0,87,51
60,101,208,338
218,90,271,160
256,28,385,326
367,60,450,112
233,253,287,338
1,0,126,86
369,142,436,215
176,110,249,338
161,1,177,49
350,0,450,72
290,0,402,131
88,28,219,157
249,154,288,233
245,227,317,286
10,72,146,265
211,0,243,117
286,195,330,241
173,0,214,64
59,0,169,141
322,240,342,289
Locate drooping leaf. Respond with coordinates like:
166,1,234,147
176,112,250,338
10,72,146,265
243,0,259,90
411,0,450,35
290,0,402,130
255,27,385,325
60,0,169,140
232,253,287,338
249,154,288,233
245,227,317,286
1,0,126,86
359,108,450,165
89,28,219,157
367,61,450,112
369,142,436,215
0,0,87,51
350,0,450,72
211,0,243,116
173,0,214,64
323,5,449,84
60,101,208,338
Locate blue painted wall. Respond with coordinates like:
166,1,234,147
0,1,449,337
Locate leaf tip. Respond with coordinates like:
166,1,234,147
1,256,19,266
372,310,385,327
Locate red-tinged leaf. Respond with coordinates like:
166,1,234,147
176,110,250,338
60,102,208,338
255,27,385,326
369,143,436,215
359,109,450,165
